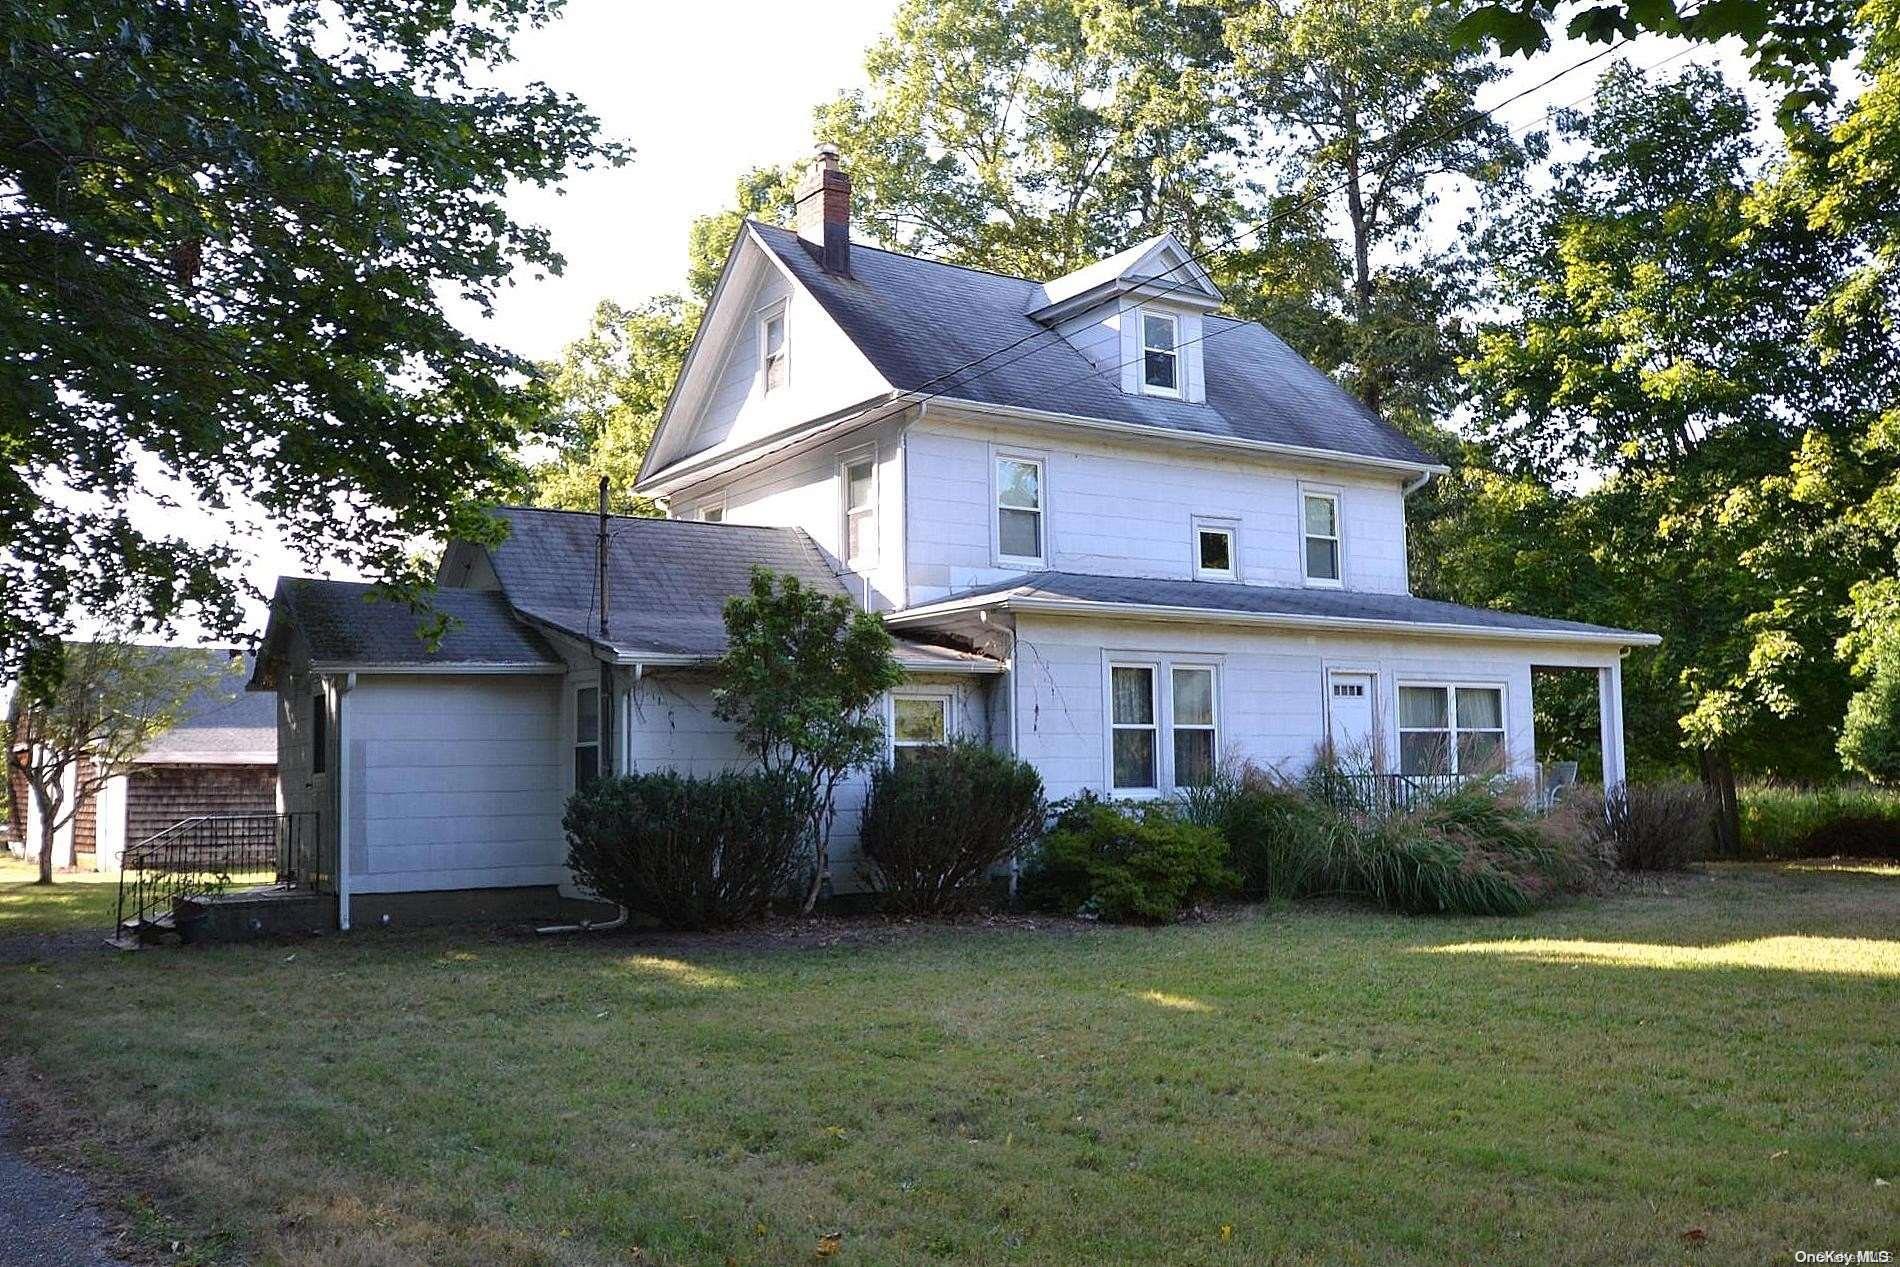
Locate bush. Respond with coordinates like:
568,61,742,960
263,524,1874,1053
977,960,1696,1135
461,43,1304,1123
858,741,1045,914
1738,783,1900,860
1023,795,1236,923
1197,767,1344,901
1591,781,1714,871
1343,783,1607,915
564,769,812,930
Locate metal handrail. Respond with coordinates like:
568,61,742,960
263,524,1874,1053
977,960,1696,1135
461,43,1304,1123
1313,770,1472,820
113,812,319,936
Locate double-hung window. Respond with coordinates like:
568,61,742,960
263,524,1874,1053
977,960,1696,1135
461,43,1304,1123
1110,662,1220,793
891,694,952,765
574,685,603,788
843,456,876,567
1302,490,1341,584
996,455,1044,564
1171,667,1218,788
760,305,787,394
1398,685,1506,776
1142,312,1179,395
1110,665,1159,791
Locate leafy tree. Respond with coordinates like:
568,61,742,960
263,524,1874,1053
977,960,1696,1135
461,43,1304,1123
713,568,904,912
1224,0,1526,419
1453,64,1895,840
811,0,1245,277
17,642,236,884
2,0,623,689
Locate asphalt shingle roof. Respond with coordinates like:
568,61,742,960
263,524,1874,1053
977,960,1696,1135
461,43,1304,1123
271,578,560,668
137,651,275,762
749,221,1440,470
908,571,1656,643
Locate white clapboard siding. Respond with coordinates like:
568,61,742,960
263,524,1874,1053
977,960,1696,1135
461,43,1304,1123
905,418,1414,602
345,674,566,894
1011,614,1621,801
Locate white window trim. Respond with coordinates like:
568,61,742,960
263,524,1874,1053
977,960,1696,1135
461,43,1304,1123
888,688,955,763
1394,680,1510,777
1299,484,1344,589
991,445,1048,568
1169,663,1221,790
1191,515,1240,582
1139,309,1181,398
839,446,878,569
574,683,602,788
1107,660,1161,796
1102,655,1223,796
699,497,726,523
758,300,788,395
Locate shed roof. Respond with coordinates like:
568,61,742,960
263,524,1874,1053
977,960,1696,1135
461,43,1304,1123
252,578,562,684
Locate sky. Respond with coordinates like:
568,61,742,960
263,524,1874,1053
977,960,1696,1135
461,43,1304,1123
133,0,1756,646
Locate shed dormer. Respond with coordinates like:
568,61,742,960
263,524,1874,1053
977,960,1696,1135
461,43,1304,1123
1027,233,1223,405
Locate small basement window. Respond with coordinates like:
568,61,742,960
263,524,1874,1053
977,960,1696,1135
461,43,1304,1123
1141,312,1179,395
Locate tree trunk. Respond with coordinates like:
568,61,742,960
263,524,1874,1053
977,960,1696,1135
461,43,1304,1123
36,809,56,885
1697,744,1742,858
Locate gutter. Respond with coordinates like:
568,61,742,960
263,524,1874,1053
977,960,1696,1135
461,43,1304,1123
887,593,1662,649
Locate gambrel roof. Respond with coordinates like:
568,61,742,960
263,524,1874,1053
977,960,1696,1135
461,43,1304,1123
743,221,1439,471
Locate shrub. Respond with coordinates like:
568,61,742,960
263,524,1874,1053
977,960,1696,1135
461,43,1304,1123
1205,766,1345,901
858,741,1045,914
1591,781,1714,870
564,769,812,930
1738,783,1900,860
1023,796,1236,923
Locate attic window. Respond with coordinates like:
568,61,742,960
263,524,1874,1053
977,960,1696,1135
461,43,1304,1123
760,305,787,394
1141,312,1178,395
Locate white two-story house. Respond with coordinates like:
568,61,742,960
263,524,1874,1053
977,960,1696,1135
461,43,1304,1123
250,147,1656,927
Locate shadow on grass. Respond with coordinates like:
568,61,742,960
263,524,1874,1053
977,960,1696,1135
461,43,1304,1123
1418,934,1900,976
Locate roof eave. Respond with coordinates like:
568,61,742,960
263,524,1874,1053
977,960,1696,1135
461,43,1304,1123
887,592,1661,648
921,398,1449,479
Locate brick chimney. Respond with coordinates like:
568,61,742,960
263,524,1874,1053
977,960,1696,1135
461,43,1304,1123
796,143,851,275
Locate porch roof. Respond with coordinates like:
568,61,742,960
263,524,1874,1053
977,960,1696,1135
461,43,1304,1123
886,571,1661,648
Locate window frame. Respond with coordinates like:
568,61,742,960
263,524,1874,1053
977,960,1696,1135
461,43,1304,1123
1299,485,1344,588
699,498,725,524
840,448,878,569
758,300,788,396
310,688,328,777
991,447,1048,568
1395,681,1509,777
1107,661,1161,795
1191,515,1239,582
1169,663,1220,790
574,684,603,790
888,689,955,764
1139,309,1181,398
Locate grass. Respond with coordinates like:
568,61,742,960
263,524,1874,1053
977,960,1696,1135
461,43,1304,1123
1739,783,1900,859
0,866,1895,1265
0,857,122,936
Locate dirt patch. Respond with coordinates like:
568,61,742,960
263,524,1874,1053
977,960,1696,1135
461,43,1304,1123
0,929,116,966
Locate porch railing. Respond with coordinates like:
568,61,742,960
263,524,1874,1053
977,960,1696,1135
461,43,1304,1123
1312,771,1470,820
113,812,319,936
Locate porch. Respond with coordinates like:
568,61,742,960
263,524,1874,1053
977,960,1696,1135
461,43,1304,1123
111,812,328,947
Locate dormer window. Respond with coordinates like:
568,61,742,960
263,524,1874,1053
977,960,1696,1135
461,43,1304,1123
1141,312,1179,395
760,303,787,394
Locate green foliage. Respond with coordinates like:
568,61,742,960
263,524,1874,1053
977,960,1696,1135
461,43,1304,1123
1182,767,1343,901
18,642,239,882
563,769,812,930
1839,632,1900,784
713,568,905,910
1738,784,1900,860
0,0,624,679
1024,796,1236,923
858,740,1046,914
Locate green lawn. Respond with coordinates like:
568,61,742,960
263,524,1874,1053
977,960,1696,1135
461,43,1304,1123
0,865,1894,1266
0,857,122,936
